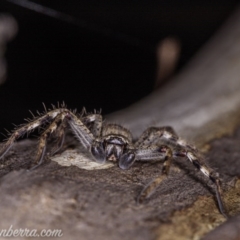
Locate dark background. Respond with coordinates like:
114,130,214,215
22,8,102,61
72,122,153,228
0,0,239,138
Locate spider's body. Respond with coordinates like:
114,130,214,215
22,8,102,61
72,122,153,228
94,124,134,164
0,105,227,217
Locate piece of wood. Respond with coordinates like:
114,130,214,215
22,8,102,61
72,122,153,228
1,5,240,240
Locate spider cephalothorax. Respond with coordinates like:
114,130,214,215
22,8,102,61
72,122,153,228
91,124,135,168
0,104,228,217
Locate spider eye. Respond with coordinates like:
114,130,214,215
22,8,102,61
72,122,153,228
118,152,135,170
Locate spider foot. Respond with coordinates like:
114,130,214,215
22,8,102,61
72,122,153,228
27,162,42,171
137,176,164,204
27,153,51,171
214,179,229,218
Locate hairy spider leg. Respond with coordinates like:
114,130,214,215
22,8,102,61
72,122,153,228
0,108,64,160
137,145,173,203
126,126,177,167
30,114,64,170
176,150,228,218
51,113,103,156
50,119,66,156
82,114,103,137
134,126,227,218
135,126,178,149
134,127,178,202
38,110,99,167
0,108,100,170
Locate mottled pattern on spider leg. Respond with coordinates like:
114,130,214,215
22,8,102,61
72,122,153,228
136,127,179,201
178,150,227,217
82,114,103,137
46,115,67,156
133,126,177,161
137,145,173,203
0,109,63,160
33,109,96,166
0,108,97,169
32,114,64,169
135,126,179,148
136,126,227,217
67,112,95,150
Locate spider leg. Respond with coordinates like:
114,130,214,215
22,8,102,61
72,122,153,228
0,109,63,160
82,113,102,137
50,119,66,156
0,108,97,168
130,126,177,168
134,127,177,198
135,126,178,148
134,126,178,164
30,109,98,169
50,113,102,156
30,114,65,170
66,111,95,150
137,146,172,203
119,144,167,170
135,126,227,217
175,150,228,218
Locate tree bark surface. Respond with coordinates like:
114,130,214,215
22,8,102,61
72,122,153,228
1,5,240,240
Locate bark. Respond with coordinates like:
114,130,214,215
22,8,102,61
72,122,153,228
1,5,240,240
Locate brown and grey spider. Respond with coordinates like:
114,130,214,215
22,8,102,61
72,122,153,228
0,104,227,217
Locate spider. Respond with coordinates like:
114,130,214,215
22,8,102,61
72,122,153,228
0,104,227,217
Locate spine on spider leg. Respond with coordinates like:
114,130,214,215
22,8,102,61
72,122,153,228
0,109,63,160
